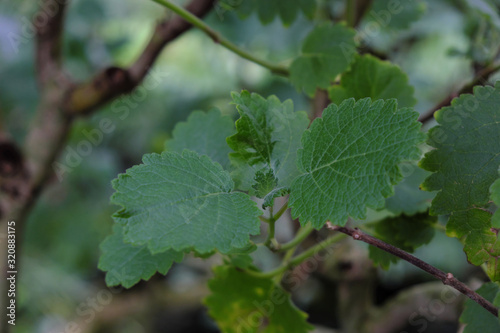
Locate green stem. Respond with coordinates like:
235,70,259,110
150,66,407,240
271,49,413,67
259,215,271,223
264,203,288,249
278,224,314,252
287,233,345,268
273,202,288,221
245,233,347,279
152,0,289,76
433,223,446,232
345,0,356,27
273,243,298,283
264,207,276,247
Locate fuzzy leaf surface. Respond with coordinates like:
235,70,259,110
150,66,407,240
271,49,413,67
98,225,183,288
420,83,500,279
263,187,290,209
290,98,425,228
165,108,235,170
205,265,314,333
290,23,357,96
227,91,309,194
460,282,500,331
252,168,279,199
111,150,262,254
328,54,416,108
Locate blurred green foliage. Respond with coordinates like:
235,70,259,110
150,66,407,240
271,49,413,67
1,0,498,331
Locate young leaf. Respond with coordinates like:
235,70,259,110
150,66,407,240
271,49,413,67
111,150,262,254
385,163,436,216
236,0,316,26
263,187,290,209
204,266,314,333
328,54,416,108
290,23,357,96
165,108,235,170
420,83,500,280
368,213,437,269
252,167,279,199
289,98,425,228
98,225,183,288
227,91,309,193
490,169,500,228
460,282,500,332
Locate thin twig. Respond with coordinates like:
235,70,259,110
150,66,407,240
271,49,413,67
326,223,499,317
245,233,347,279
35,0,68,86
65,0,216,115
418,63,500,123
264,206,276,247
152,0,289,75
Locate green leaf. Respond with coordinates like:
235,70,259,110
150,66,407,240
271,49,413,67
385,163,436,215
460,282,500,331
204,266,314,333
290,23,357,96
368,213,437,269
224,243,258,269
328,54,416,108
224,254,255,269
227,91,309,192
420,83,500,279
263,187,290,209
111,150,262,254
98,225,183,288
364,0,426,30
491,169,500,228
165,108,235,170
233,0,316,26
225,242,258,255
252,168,279,199
289,98,425,228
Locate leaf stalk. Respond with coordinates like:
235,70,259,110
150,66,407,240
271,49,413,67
152,0,290,76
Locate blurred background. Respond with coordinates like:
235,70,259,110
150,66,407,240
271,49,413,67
1,0,499,331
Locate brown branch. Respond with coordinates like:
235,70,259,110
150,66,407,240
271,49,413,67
64,0,216,115
312,89,330,119
354,0,373,27
1,3,215,333
326,223,499,318
418,64,500,123
0,0,69,332
35,0,69,86
1,2,71,332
